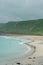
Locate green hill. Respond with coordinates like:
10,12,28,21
0,19,43,35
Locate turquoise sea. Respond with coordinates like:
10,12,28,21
0,36,31,60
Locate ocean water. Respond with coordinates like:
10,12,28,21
0,36,32,60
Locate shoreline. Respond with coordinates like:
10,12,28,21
0,36,35,60
0,35,43,65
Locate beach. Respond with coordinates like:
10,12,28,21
0,35,43,65
16,35,43,65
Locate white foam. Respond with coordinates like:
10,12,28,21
0,36,11,39
20,40,32,44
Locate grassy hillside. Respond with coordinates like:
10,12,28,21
0,19,43,35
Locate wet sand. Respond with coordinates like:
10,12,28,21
17,35,43,65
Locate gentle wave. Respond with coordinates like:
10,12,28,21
0,36,32,60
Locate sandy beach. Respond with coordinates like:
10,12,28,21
17,35,43,65
0,35,43,65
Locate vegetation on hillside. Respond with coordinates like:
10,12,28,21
0,19,43,35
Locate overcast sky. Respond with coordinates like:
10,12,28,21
0,0,43,23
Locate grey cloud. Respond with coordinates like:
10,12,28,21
0,0,43,23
